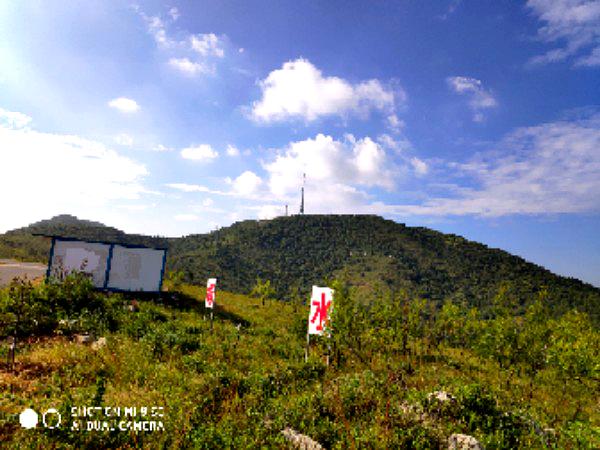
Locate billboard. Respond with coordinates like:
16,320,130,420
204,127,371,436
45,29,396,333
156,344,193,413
49,239,110,287
47,237,167,292
106,245,166,292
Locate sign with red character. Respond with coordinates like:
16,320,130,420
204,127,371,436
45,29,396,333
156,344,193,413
308,286,334,335
205,278,216,309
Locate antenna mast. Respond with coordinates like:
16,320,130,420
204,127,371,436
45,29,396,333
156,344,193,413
300,173,305,214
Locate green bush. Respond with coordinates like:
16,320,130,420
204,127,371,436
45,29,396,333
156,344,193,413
0,273,126,339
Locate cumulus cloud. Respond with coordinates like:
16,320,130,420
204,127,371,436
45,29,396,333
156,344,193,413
190,33,224,58
377,133,413,154
168,7,180,21
165,183,211,193
527,0,600,67
226,144,240,156
263,134,396,200
168,57,212,76
108,97,140,113
135,7,226,76
0,108,32,129
114,133,134,146
386,114,405,133
0,108,148,232
410,157,429,175
447,76,497,121
392,113,600,216
153,144,174,152
231,171,263,195
180,144,218,161
141,13,173,47
256,204,285,220
251,58,400,123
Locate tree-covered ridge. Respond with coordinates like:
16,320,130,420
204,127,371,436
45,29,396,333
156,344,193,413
168,215,600,323
0,215,169,262
1,214,598,323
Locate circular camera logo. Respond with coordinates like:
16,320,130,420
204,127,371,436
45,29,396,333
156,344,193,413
19,408,38,429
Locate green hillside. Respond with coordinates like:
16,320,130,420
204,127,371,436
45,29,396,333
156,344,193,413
0,214,168,262
1,276,598,448
1,214,598,323
168,215,600,323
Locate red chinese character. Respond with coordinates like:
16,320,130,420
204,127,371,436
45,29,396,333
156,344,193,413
206,284,215,306
310,292,331,331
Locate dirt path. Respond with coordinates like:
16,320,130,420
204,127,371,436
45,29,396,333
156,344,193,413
0,259,47,286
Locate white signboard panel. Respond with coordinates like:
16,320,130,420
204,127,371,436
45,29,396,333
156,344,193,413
106,245,165,292
308,286,334,335
50,240,110,288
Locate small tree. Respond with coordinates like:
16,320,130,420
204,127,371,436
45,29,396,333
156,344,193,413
166,270,185,290
250,278,276,306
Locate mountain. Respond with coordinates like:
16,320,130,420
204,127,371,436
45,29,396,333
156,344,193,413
168,215,599,323
1,214,598,323
0,214,168,262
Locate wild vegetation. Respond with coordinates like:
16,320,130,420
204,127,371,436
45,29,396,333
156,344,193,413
1,274,598,448
2,214,599,325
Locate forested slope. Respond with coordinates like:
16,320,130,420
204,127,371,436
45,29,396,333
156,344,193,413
1,214,598,322
168,215,600,322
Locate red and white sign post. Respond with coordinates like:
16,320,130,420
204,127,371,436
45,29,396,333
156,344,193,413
206,278,216,328
305,286,334,363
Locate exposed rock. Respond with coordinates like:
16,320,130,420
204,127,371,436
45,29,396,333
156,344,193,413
448,433,482,450
74,334,93,344
399,401,429,421
91,337,107,350
428,391,456,403
281,427,323,450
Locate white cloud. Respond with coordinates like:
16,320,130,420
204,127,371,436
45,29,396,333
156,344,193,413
114,133,134,146
0,108,32,129
135,7,226,76
263,134,396,204
0,109,148,232
231,170,262,195
108,97,140,113
256,204,284,220
202,198,214,207
180,144,218,161
447,76,497,121
168,7,180,21
165,183,211,193
190,33,224,58
386,114,405,133
377,133,412,154
393,113,600,216
154,144,174,152
134,8,175,47
175,214,199,221
226,144,240,156
527,0,600,67
168,57,213,76
251,58,400,123
410,157,429,175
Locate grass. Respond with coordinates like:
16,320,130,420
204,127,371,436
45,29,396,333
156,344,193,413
1,282,598,448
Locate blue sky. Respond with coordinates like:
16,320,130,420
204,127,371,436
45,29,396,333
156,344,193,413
0,1,599,286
